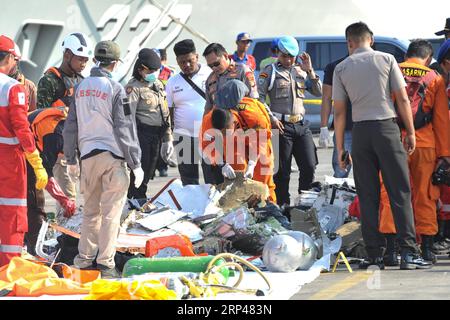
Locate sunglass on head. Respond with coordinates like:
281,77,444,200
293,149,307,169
208,60,221,68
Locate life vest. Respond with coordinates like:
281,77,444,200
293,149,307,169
158,65,174,83
45,67,81,108
28,107,67,152
397,62,439,129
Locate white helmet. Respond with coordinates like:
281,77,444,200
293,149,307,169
61,33,92,58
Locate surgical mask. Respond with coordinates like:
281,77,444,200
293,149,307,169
144,70,160,83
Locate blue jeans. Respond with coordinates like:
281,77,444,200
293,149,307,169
332,130,352,178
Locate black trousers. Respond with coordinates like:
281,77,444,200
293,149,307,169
274,120,318,206
128,124,162,199
202,162,224,185
352,118,418,257
25,163,46,256
175,135,200,186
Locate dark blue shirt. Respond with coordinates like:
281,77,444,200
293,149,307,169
324,56,353,131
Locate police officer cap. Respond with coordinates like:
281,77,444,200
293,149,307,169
174,39,196,57
437,39,450,64
215,79,249,109
278,36,299,56
138,48,161,70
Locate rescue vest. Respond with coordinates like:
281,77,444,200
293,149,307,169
45,67,82,108
159,66,174,83
28,107,67,152
397,63,439,129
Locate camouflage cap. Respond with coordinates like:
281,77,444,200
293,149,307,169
94,40,121,62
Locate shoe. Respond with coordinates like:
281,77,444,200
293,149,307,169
97,264,121,279
358,257,385,270
421,235,437,264
159,169,168,177
383,253,399,267
384,234,399,266
400,252,432,270
432,239,450,255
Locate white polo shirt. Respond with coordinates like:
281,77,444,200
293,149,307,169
166,64,212,137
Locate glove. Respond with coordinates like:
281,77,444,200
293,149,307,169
45,177,76,218
319,127,332,148
68,164,80,180
244,160,257,179
160,141,175,162
221,163,236,180
25,149,48,190
133,167,145,189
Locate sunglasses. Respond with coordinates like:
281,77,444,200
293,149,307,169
208,60,221,69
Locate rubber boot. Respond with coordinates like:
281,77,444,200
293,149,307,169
383,234,399,266
421,235,437,264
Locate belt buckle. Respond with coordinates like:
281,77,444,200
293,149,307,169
288,114,301,123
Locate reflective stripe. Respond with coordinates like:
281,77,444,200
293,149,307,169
442,205,450,212
0,136,19,145
0,197,27,206
0,244,22,254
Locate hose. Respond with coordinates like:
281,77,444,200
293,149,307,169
204,253,272,295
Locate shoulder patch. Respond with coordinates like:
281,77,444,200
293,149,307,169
122,97,131,116
260,72,269,79
237,103,247,111
126,86,133,94
245,71,256,87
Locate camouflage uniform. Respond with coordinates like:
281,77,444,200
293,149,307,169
37,69,83,109
36,68,83,208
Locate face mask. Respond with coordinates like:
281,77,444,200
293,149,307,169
144,70,160,83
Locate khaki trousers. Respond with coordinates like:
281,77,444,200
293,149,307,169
53,154,77,209
74,152,129,269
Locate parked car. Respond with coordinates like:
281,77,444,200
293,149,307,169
248,36,410,132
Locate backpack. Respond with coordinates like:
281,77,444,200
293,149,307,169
397,64,438,130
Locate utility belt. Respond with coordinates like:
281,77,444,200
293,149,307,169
272,111,304,124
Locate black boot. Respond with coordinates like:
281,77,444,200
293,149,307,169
421,235,437,264
383,234,399,266
359,257,385,270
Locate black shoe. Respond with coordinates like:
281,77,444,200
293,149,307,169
400,253,432,270
421,235,437,264
432,239,450,255
383,253,399,266
384,234,399,266
159,169,168,177
358,257,385,270
97,264,120,279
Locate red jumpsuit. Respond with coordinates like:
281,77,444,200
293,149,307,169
0,73,36,266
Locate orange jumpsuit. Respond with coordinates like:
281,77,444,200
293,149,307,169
379,59,450,236
199,99,276,203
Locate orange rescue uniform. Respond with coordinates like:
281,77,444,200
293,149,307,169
379,59,450,236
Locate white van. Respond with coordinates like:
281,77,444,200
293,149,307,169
248,36,410,132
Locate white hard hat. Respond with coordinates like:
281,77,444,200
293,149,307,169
62,33,92,58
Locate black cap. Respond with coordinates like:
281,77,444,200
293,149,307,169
174,39,196,57
138,48,161,70
435,18,450,36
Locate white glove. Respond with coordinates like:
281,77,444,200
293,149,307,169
68,164,80,180
132,167,144,188
319,127,332,148
244,160,257,179
160,141,175,162
221,163,236,180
